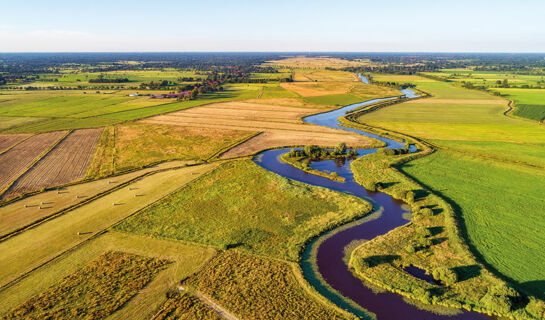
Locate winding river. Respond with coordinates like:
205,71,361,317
254,76,489,319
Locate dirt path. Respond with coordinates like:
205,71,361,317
178,287,238,320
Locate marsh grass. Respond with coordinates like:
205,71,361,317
115,160,371,260
1,251,170,320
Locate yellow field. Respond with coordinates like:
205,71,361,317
0,163,218,289
0,231,216,319
0,160,192,239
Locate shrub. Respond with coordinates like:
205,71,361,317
405,244,417,254
405,191,415,203
480,284,522,314
432,267,458,286
363,181,377,192
526,298,545,319
351,256,371,271
419,207,434,217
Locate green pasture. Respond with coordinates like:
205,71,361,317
115,160,371,261
0,83,274,133
401,151,545,299
490,88,545,121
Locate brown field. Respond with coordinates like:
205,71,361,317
142,101,373,157
2,128,103,200
221,130,372,158
268,56,369,69
0,131,67,196
281,81,357,97
0,134,32,154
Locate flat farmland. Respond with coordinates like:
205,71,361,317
85,123,249,179
0,131,67,195
0,163,218,289
142,101,375,156
0,134,31,153
268,56,369,69
0,231,216,318
0,160,192,241
2,128,103,200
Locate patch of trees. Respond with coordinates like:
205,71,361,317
286,143,358,159
89,75,129,83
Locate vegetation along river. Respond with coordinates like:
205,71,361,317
254,76,490,319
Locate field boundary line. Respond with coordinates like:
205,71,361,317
0,133,34,156
206,131,263,161
0,162,215,293
0,130,71,199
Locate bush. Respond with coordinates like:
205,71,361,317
419,207,434,217
405,191,415,203
526,298,545,319
363,181,377,192
405,244,417,254
351,256,371,271
432,267,458,286
480,284,521,313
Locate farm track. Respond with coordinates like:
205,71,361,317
0,131,68,197
194,292,239,320
2,128,103,200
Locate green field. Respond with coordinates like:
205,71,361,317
401,151,545,298
490,88,545,121
359,76,545,144
115,160,372,260
0,83,277,133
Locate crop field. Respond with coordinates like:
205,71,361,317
0,133,30,153
186,250,352,319
143,100,374,156
0,83,274,133
85,122,249,178
358,76,545,143
0,131,67,195
115,160,372,260
2,128,103,201
1,251,170,319
268,56,369,69
0,231,216,319
0,160,192,239
490,88,545,121
401,151,545,299
0,163,218,289
422,69,545,88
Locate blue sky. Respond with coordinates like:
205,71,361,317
1,0,544,52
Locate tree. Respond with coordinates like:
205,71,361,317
334,142,347,155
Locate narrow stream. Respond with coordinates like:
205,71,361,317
254,77,488,319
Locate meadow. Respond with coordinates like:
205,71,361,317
0,231,216,319
185,250,354,319
490,88,545,121
401,151,545,299
352,74,545,305
0,83,274,133
1,251,170,319
115,160,372,261
85,122,249,178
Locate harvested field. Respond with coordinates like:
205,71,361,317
0,163,218,289
142,101,373,156
221,130,372,158
2,128,103,200
0,160,193,239
0,134,32,153
281,81,356,97
0,131,67,196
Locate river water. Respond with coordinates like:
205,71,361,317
253,77,488,319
